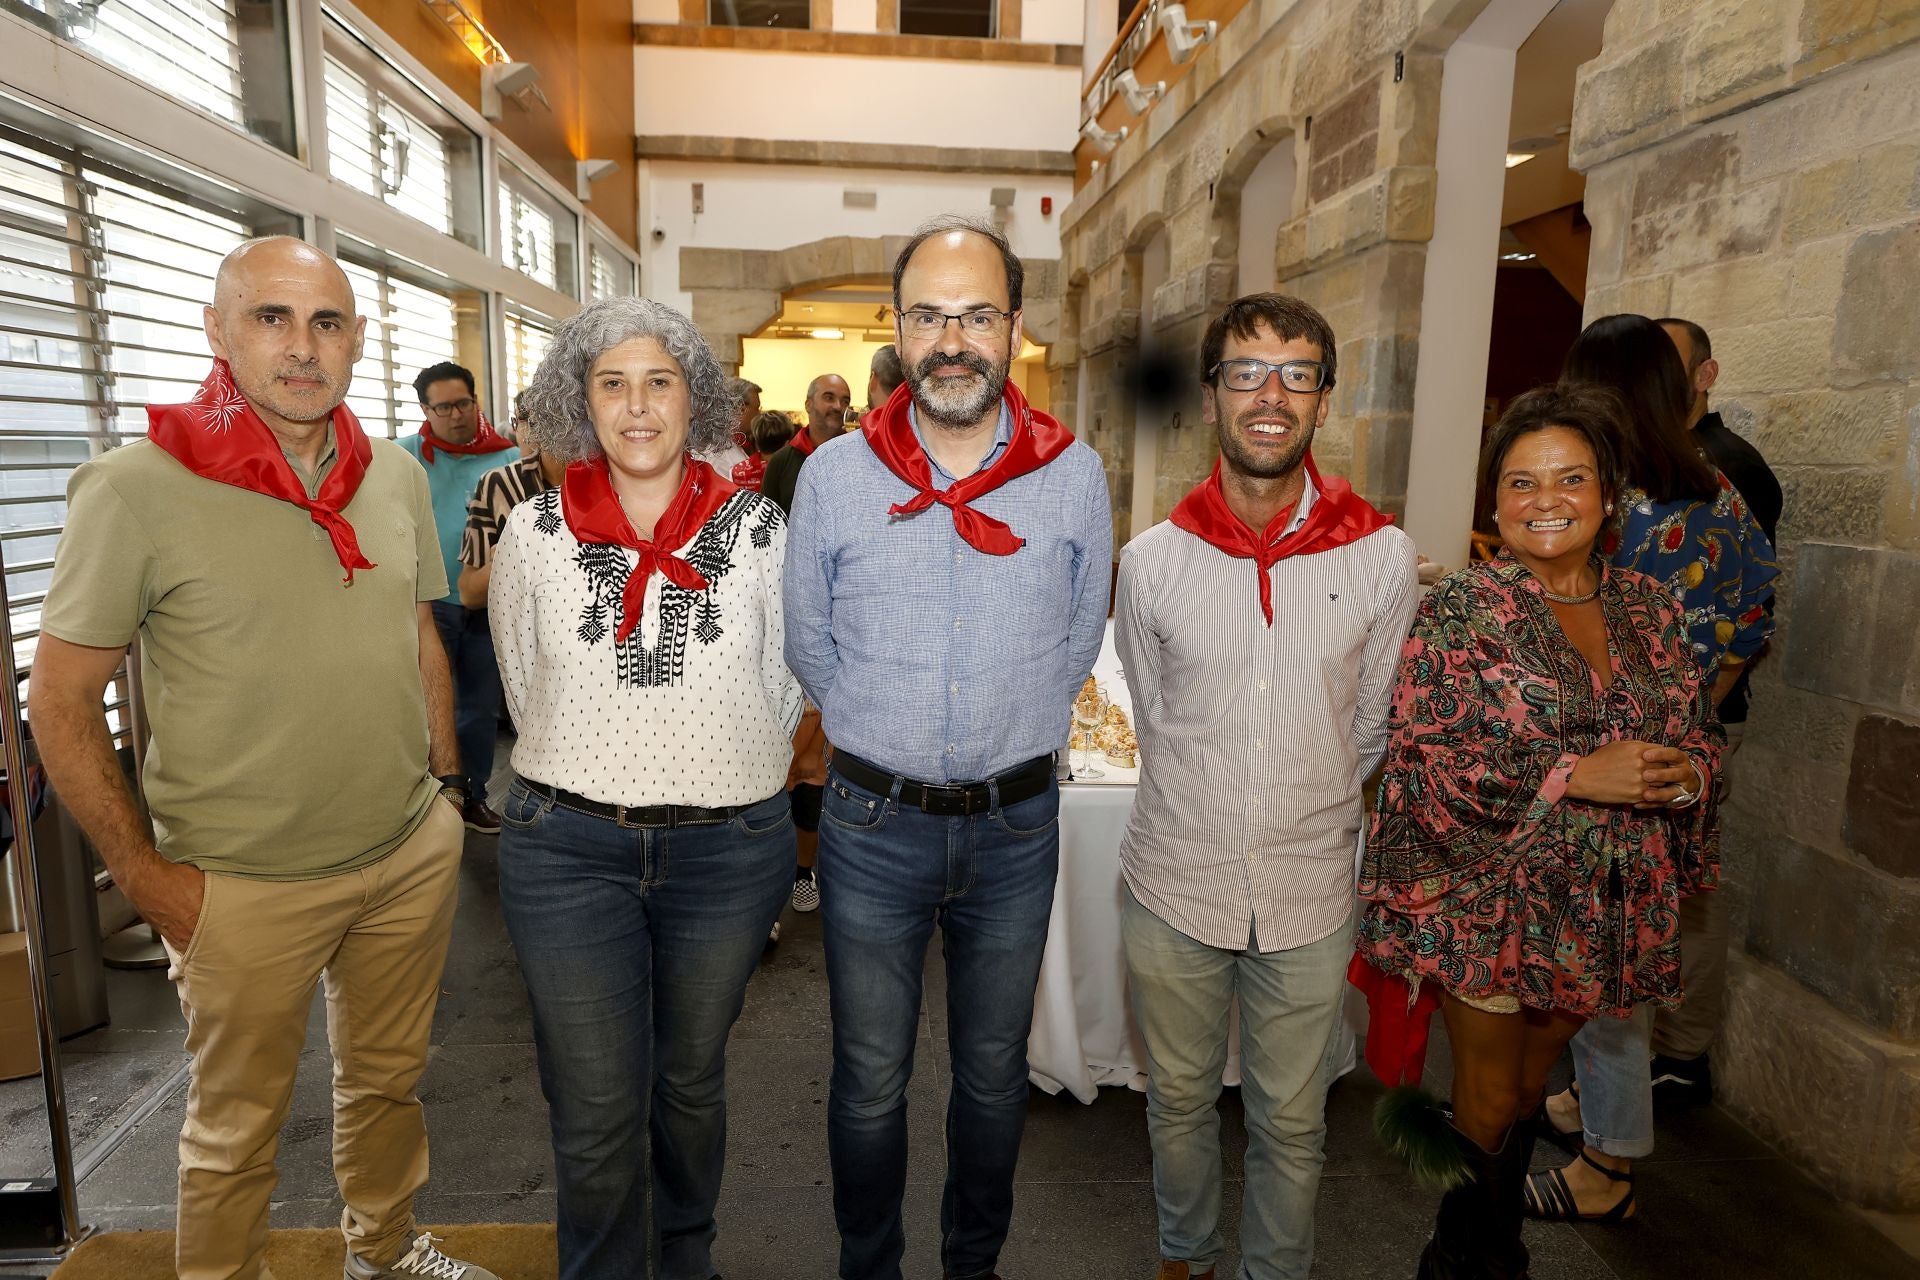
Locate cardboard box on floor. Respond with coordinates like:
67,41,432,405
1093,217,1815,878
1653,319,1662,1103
0,930,40,1081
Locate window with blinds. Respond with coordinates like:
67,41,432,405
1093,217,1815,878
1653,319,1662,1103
0,126,277,735
503,305,555,402
501,161,579,298
588,234,636,301
323,18,483,250
1,0,298,152
339,247,488,438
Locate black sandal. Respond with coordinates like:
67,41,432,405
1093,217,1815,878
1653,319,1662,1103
1538,1082,1583,1157
1523,1149,1636,1223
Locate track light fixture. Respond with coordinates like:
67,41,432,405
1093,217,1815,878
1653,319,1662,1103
1158,3,1217,63
1115,69,1165,115
1080,119,1128,154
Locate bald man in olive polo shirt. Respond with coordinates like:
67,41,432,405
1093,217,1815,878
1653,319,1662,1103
29,238,502,1280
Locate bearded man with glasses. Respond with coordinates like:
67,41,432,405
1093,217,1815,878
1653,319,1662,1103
784,216,1111,1280
1113,293,1418,1280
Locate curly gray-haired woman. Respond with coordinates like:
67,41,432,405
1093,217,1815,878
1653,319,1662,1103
487,296,805,1280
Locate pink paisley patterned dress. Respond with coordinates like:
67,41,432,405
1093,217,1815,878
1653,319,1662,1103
1354,554,1723,1019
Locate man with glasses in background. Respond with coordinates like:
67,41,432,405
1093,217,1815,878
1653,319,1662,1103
400,361,516,833
784,216,1111,1280
1114,293,1417,1280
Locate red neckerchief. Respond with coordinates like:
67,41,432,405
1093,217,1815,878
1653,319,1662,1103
147,359,376,584
789,426,820,457
417,408,513,465
1347,955,1442,1087
731,452,768,492
559,455,737,643
863,380,1074,555
1169,454,1393,625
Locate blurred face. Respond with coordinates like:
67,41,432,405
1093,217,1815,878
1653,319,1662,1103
587,336,691,484
1660,322,1717,424
1200,321,1329,481
805,375,850,437
897,232,1021,431
735,388,760,443
1493,426,1607,570
203,239,364,432
421,377,478,443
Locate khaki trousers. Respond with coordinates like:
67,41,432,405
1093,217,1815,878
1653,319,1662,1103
1653,722,1744,1060
165,797,464,1280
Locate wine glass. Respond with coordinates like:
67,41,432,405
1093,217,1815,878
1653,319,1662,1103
1073,684,1109,780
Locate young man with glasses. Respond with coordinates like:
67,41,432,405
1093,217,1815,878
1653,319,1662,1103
400,361,516,833
784,216,1111,1280
1113,293,1418,1280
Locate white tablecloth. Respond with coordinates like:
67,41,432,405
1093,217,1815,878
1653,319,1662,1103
1026,623,1360,1104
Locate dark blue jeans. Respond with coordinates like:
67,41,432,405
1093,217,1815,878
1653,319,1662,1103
496,779,793,1280
818,767,1060,1280
430,600,503,796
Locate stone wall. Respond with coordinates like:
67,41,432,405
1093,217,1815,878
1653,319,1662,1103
1058,0,1465,536
1573,0,1920,1210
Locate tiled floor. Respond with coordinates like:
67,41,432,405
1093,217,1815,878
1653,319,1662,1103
4,784,1917,1279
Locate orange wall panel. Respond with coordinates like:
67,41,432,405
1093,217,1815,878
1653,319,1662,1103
352,0,639,250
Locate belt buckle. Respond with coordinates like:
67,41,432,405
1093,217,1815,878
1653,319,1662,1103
615,804,647,829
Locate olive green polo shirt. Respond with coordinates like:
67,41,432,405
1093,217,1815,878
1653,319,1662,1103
40,435,449,880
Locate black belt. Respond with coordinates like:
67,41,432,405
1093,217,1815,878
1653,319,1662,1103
519,777,744,828
831,750,1054,817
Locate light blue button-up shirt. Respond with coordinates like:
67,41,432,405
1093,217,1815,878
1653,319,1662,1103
784,403,1113,783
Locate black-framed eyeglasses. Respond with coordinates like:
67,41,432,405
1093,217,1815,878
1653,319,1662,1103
426,397,476,417
901,308,1015,339
1207,358,1330,394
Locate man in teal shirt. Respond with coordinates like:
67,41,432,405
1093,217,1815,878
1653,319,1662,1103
399,361,515,832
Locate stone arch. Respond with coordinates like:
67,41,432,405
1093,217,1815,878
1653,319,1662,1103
678,233,1061,374
1210,116,1303,295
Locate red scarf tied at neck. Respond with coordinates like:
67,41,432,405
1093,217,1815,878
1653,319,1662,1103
417,406,514,464
789,425,820,457
560,455,737,644
863,380,1074,555
147,359,377,583
1169,454,1393,625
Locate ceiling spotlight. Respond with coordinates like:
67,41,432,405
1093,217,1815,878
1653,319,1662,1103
810,328,845,340
1504,152,1536,169
575,158,618,201
1158,4,1216,64
1115,69,1165,114
1081,119,1128,155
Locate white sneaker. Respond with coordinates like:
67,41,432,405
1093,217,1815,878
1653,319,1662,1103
767,919,782,945
344,1233,502,1280
790,874,820,913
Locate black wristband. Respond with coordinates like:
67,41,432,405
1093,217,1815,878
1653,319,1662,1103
437,774,469,797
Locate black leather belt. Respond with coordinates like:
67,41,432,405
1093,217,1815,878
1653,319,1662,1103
831,750,1054,817
519,777,744,828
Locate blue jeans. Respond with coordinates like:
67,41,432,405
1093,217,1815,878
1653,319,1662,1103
1570,1004,1656,1158
818,767,1060,1280
430,600,502,796
497,780,793,1280
1122,889,1349,1280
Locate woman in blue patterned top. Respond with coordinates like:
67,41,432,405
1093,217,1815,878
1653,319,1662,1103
1526,314,1779,1225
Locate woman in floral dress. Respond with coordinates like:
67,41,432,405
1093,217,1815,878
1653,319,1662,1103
1523,314,1777,1228
1355,384,1723,1279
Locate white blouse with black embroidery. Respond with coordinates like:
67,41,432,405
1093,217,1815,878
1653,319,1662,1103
488,485,804,807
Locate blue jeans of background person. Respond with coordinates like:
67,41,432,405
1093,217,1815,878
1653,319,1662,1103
1121,889,1350,1280
430,601,503,796
496,780,793,1280
1571,1003,1657,1158
818,768,1060,1280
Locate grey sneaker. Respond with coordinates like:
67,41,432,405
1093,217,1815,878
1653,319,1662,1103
344,1233,502,1280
